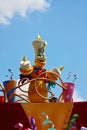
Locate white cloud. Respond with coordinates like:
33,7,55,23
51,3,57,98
73,89,85,102
0,0,50,25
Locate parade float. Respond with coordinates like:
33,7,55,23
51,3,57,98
0,35,87,130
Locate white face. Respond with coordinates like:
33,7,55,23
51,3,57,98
32,40,47,60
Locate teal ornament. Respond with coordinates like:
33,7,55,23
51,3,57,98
48,127,56,130
47,81,56,90
42,112,56,130
48,124,56,130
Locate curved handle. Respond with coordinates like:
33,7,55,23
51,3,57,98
17,78,30,93
18,78,30,86
14,93,30,103
34,71,66,100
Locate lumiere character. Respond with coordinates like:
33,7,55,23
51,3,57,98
29,35,48,103
19,35,64,103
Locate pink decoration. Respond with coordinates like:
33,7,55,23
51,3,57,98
14,122,23,130
14,122,31,130
63,82,75,102
24,128,31,130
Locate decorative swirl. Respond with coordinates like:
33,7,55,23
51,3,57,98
16,70,66,102
34,71,66,100
42,112,56,130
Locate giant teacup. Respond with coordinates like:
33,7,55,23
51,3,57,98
3,80,17,102
63,82,75,102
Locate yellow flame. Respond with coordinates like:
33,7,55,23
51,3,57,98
36,34,42,41
23,56,27,62
58,66,64,71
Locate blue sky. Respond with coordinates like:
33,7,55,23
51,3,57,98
0,0,87,101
